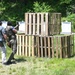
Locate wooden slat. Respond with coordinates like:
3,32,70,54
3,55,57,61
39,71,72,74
33,14,35,35
56,37,59,58
25,13,28,34
60,36,63,58
45,13,48,35
67,35,70,57
44,36,47,57
32,36,34,56
37,13,40,35
25,36,27,56
16,34,19,55
22,35,24,55
51,37,54,58
48,37,50,58
40,37,43,57
19,35,21,55
29,13,32,34
37,36,40,57
41,13,44,35
65,36,67,57
29,36,31,56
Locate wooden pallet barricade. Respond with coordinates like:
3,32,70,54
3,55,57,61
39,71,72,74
16,34,74,58
36,34,74,58
16,34,37,56
25,13,61,36
48,13,61,35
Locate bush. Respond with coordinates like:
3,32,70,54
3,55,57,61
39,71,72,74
33,1,54,12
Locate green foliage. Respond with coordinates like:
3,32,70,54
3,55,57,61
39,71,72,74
60,0,72,4
0,0,75,25
33,1,54,12
0,2,27,24
0,1,55,24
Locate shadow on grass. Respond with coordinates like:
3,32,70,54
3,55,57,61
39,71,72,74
15,58,27,63
68,55,75,58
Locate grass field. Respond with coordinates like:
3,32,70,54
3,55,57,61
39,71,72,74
0,35,75,75
0,45,75,75
0,56,75,75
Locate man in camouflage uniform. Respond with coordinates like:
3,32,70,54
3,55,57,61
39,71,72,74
5,21,17,64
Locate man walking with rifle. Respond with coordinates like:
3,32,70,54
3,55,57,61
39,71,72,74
5,21,17,65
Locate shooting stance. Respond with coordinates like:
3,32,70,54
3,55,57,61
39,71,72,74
5,21,17,64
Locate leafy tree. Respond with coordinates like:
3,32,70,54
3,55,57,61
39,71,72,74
0,0,75,24
32,1,54,12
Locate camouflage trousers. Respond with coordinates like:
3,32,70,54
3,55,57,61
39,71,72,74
7,38,17,62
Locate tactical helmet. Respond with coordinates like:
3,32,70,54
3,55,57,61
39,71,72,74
7,21,12,26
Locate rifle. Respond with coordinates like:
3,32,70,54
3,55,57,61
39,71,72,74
14,24,19,29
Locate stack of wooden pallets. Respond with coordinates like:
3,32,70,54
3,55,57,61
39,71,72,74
16,13,74,58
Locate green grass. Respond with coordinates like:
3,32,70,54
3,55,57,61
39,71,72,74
0,36,75,75
0,50,75,75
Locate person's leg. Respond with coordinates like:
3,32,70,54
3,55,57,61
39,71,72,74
6,44,14,63
1,46,7,64
6,39,17,64
12,39,17,56
6,52,14,63
11,39,17,59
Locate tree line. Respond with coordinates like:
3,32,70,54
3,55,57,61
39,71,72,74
0,0,75,24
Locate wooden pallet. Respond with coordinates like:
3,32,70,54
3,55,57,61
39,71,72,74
16,34,74,58
25,13,61,35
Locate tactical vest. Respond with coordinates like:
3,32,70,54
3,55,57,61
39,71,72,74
6,26,15,37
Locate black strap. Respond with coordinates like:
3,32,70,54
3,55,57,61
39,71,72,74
0,29,5,42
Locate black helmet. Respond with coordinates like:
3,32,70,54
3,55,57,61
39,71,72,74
7,21,12,26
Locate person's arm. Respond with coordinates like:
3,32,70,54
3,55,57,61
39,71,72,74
3,34,7,40
12,28,17,34
11,26,17,34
